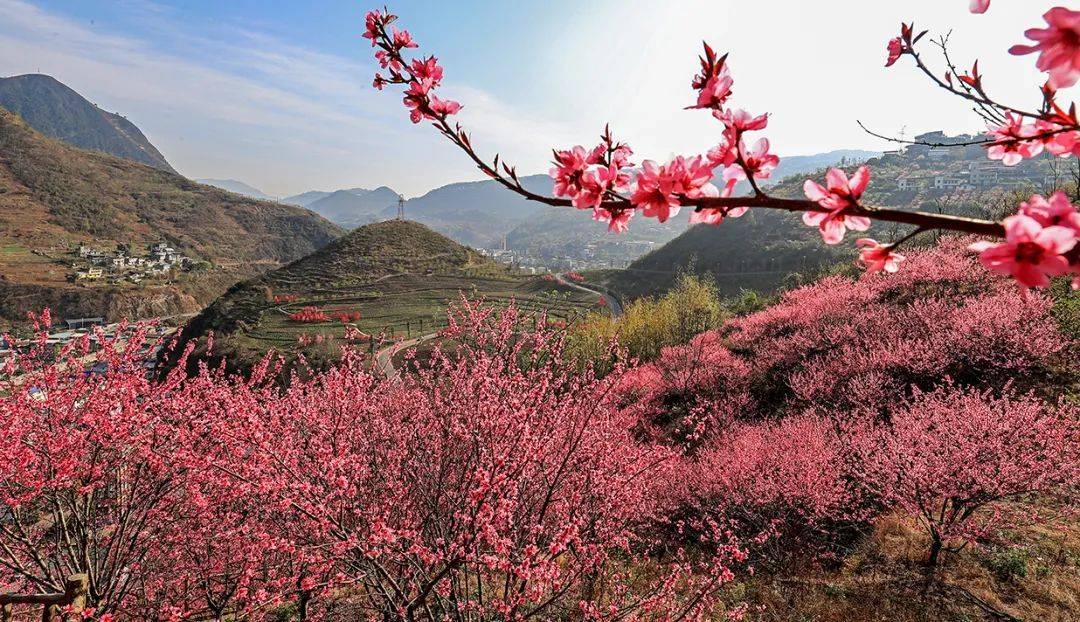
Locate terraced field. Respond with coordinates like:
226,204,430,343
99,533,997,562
241,273,597,354
166,220,604,376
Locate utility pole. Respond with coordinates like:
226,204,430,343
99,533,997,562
397,194,405,220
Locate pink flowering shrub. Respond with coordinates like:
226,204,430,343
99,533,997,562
183,304,743,619
288,305,330,323
861,385,1079,565
726,239,1067,413
617,330,752,449
685,414,877,567
1,305,751,620
0,320,188,616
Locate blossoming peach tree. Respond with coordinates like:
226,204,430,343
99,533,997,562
363,2,1080,290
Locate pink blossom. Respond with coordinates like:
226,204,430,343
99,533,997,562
1043,124,1080,158
1019,192,1080,232
706,138,737,169
690,179,746,226
426,94,462,119
574,164,628,210
724,137,779,182
402,79,435,123
410,56,444,84
986,113,1043,166
361,10,386,45
550,146,598,199
970,0,990,14
802,167,873,244
689,69,734,110
713,108,769,133
1009,8,1080,89
609,144,635,169
592,206,634,233
374,49,401,71
885,37,904,67
855,238,905,273
390,27,418,49
631,156,718,223
969,214,1077,288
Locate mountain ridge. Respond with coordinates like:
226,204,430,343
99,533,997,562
0,74,175,173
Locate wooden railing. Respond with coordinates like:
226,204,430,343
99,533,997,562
0,575,87,622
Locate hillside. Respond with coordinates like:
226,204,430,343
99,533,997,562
167,219,599,375
196,178,275,201
0,74,175,172
308,186,400,228
601,140,1067,301
0,108,342,325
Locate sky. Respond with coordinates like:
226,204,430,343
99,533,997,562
0,0,1069,198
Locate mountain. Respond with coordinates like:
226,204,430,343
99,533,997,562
166,219,596,376
388,175,552,248
196,178,275,201
281,190,332,207
0,74,175,173
599,209,851,301
0,108,342,325
306,186,401,228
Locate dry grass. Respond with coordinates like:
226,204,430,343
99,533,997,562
734,500,1080,621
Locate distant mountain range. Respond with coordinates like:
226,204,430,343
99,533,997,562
0,74,176,173
756,149,881,189
281,190,333,207
196,178,275,201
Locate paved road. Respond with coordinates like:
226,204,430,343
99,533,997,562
373,332,439,379
554,273,623,317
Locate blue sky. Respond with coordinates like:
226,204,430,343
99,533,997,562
0,0,1067,197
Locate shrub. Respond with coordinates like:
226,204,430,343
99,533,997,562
567,273,726,370
287,305,329,323
862,385,1079,566
191,303,743,619
0,322,188,615
727,239,1068,413
685,413,877,566
983,547,1030,582
617,330,752,448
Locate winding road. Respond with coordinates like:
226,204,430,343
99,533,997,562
553,273,623,317
373,273,623,378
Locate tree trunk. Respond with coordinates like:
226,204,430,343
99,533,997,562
927,532,943,567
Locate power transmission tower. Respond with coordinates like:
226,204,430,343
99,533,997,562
397,194,405,220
